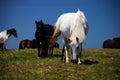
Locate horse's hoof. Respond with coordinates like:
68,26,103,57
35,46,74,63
38,54,41,57
66,61,69,63
78,62,82,64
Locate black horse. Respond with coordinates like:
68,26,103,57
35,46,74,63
35,20,55,57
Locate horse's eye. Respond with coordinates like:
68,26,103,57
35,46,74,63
37,26,40,28
76,46,79,49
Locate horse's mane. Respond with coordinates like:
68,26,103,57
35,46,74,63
70,10,88,44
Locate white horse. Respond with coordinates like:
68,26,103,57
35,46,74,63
50,9,88,64
0,28,18,49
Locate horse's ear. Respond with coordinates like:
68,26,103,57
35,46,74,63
40,20,44,26
35,21,37,24
40,20,43,24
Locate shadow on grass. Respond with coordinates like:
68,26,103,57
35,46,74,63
38,53,62,58
82,59,99,65
53,54,62,57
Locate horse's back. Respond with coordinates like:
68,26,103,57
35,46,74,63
103,39,120,48
43,24,54,36
0,30,7,37
57,13,75,37
19,39,32,49
56,10,88,39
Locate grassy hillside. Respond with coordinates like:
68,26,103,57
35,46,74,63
0,48,120,80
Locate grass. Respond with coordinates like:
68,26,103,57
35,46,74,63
0,48,120,80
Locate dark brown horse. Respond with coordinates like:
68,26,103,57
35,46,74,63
19,39,32,49
31,39,38,48
35,20,55,57
103,39,120,49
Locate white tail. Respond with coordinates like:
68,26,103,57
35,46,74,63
49,17,61,48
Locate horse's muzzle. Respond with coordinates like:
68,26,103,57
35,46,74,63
15,34,18,38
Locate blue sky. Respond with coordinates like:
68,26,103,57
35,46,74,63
0,0,120,49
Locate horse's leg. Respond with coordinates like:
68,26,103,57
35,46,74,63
46,40,49,57
37,41,41,57
45,43,48,57
46,46,48,57
51,47,53,56
41,41,48,57
48,48,51,56
49,48,53,56
38,45,40,57
64,45,69,63
77,44,82,64
1,43,4,50
3,42,7,49
61,45,65,61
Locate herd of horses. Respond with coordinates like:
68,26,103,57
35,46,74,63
0,9,119,64
19,39,59,49
19,39,59,56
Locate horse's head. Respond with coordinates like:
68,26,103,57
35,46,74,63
7,28,18,38
35,20,44,30
66,37,82,63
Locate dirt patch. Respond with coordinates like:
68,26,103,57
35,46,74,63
0,65,29,72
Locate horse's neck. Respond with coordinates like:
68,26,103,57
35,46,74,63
70,11,87,44
8,34,11,38
70,24,85,44
6,30,11,38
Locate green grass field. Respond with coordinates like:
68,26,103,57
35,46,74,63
0,48,120,80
